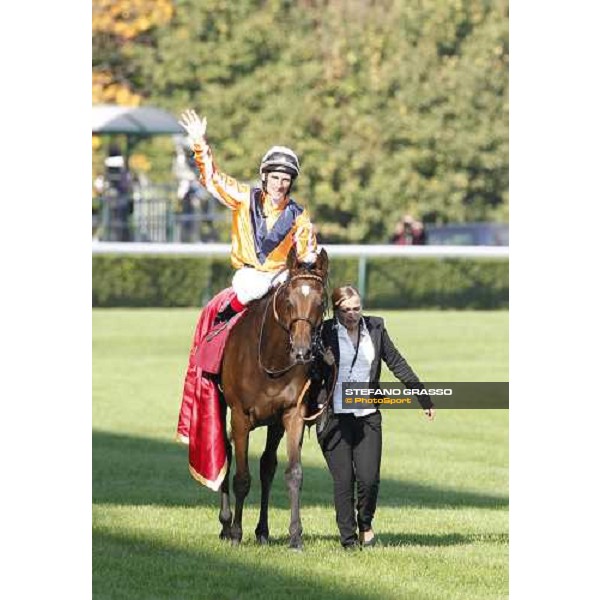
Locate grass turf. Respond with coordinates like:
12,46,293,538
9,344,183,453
93,308,508,600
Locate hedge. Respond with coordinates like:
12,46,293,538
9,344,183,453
92,255,508,309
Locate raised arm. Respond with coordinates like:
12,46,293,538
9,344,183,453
178,109,248,210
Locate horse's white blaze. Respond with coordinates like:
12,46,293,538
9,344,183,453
301,285,310,297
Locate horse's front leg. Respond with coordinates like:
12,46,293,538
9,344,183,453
230,408,251,546
282,407,306,550
255,421,285,545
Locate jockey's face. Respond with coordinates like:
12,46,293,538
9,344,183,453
337,296,362,332
266,172,292,205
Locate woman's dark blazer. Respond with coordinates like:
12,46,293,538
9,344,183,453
312,316,432,447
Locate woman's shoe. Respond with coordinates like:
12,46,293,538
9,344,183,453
342,539,361,551
362,536,377,547
359,529,377,547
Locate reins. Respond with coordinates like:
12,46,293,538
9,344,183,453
258,272,327,378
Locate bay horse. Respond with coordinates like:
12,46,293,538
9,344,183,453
218,246,328,549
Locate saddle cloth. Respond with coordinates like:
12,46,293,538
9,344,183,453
194,288,246,373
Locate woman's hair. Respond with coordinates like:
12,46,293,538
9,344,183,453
331,284,361,308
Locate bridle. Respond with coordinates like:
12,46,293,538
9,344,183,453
258,272,327,378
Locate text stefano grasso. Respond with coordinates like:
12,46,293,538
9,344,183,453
344,388,453,396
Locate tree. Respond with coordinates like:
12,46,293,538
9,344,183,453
92,0,509,242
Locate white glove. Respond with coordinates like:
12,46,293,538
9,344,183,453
178,109,207,146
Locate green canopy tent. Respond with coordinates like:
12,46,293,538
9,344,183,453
92,104,185,167
92,104,188,242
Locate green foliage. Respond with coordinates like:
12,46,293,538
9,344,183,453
366,258,508,309
92,256,211,307
93,0,509,241
92,255,508,309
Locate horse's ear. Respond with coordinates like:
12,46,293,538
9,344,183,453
314,248,329,277
286,245,299,272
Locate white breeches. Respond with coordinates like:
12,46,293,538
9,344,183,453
232,267,289,305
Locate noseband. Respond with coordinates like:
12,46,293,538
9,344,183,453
259,273,326,377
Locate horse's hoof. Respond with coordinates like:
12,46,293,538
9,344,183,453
256,535,269,545
289,539,303,551
231,538,241,547
219,529,231,541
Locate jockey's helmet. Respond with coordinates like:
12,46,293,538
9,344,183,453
259,146,300,184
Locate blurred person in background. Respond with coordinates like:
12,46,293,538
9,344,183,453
309,285,436,550
178,109,318,325
99,144,134,241
390,214,426,245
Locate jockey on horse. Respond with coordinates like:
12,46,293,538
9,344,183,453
178,109,318,324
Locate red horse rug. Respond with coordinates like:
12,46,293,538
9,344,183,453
176,288,245,491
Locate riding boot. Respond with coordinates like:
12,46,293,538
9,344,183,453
214,303,238,325
214,296,245,325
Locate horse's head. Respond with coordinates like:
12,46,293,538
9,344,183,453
275,247,329,364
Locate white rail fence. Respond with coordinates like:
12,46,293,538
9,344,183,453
92,242,508,298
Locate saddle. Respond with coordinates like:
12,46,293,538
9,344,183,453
194,288,246,374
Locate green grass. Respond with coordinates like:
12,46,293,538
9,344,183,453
93,309,508,600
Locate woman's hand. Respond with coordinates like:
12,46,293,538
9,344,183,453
178,109,207,146
424,407,436,421
323,347,335,366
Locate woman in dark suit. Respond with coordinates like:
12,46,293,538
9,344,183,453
311,285,436,549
